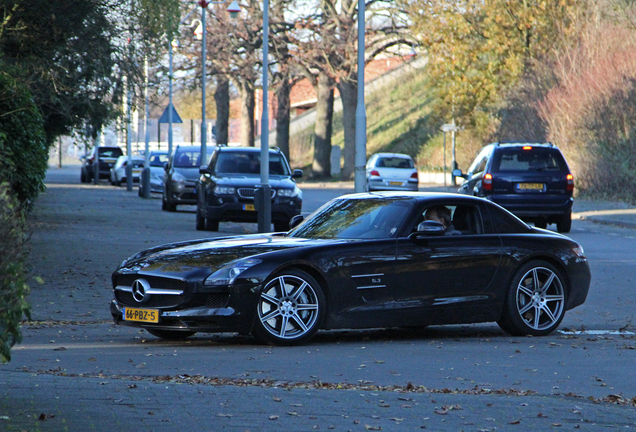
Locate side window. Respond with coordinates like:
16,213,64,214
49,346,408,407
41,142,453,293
468,147,492,175
410,204,484,235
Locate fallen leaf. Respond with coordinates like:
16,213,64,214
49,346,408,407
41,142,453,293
269,415,279,420
365,426,382,431
273,397,282,402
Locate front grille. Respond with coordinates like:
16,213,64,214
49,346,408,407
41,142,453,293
237,188,276,199
116,291,182,308
116,275,186,291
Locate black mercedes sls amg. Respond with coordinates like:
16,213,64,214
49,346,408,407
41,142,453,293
110,192,591,345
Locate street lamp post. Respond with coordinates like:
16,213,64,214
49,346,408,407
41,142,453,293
354,0,367,193
227,0,270,232
199,0,208,166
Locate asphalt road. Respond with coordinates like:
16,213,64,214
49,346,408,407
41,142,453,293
2,166,636,431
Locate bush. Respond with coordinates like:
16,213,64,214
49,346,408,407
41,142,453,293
0,67,48,204
0,183,30,363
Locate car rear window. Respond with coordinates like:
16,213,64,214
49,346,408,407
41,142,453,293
377,157,414,169
492,148,567,172
174,150,201,168
99,148,123,158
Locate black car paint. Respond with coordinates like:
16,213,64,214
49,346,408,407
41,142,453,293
196,147,302,229
110,193,591,340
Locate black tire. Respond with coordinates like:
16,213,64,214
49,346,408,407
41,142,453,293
252,269,325,346
497,260,567,337
138,186,143,197
146,329,195,340
195,208,205,231
273,221,288,232
80,170,87,183
204,217,219,231
115,178,122,187
163,191,176,212
556,210,572,233
534,220,548,229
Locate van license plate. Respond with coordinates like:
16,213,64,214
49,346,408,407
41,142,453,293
519,183,543,190
123,307,159,323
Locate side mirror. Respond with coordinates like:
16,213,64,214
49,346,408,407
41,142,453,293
289,214,304,229
409,220,446,239
163,162,169,171
292,169,303,179
452,168,467,179
199,166,211,175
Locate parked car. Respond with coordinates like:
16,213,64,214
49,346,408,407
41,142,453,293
453,142,574,232
109,155,145,186
162,145,204,212
366,153,418,192
80,146,123,183
137,150,169,196
196,146,303,232
110,192,590,346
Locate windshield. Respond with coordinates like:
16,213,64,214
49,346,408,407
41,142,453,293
149,153,169,167
174,150,201,168
288,196,414,239
215,152,290,175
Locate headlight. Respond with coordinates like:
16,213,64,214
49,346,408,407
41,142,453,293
172,172,186,183
204,258,262,286
278,185,301,198
214,185,236,195
572,245,586,258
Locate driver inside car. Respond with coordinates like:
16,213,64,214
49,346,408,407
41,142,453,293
421,205,462,236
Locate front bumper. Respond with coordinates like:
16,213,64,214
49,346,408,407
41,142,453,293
168,182,197,205
204,197,302,223
110,281,260,334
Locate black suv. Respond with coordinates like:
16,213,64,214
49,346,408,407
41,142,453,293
196,146,302,232
162,145,203,212
80,146,123,182
453,142,574,232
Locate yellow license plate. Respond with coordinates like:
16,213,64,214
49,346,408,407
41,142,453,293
389,181,403,186
519,183,543,190
123,307,159,323
244,204,255,211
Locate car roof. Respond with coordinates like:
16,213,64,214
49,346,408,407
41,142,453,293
175,146,201,152
218,146,280,153
342,191,487,203
372,152,413,159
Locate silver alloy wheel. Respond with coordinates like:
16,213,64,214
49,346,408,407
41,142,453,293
258,274,320,340
515,266,565,331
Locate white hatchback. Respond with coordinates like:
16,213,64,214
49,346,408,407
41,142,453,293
110,155,145,186
366,153,419,192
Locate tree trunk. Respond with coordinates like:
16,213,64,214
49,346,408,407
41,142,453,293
239,80,255,147
312,72,334,178
275,76,291,163
338,75,357,180
214,75,230,145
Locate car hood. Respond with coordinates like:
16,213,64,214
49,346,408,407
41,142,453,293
174,167,201,181
214,175,297,188
116,234,337,276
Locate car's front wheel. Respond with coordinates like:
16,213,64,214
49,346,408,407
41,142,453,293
252,269,325,346
498,260,567,337
145,329,196,340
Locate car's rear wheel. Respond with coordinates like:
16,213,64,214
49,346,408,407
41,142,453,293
557,210,572,233
204,217,219,231
80,170,87,183
252,269,325,346
498,260,566,336
146,329,195,340
163,192,176,212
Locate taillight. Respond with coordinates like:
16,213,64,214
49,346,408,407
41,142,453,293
410,171,419,181
370,170,380,177
522,146,532,150
566,173,574,191
482,173,493,191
